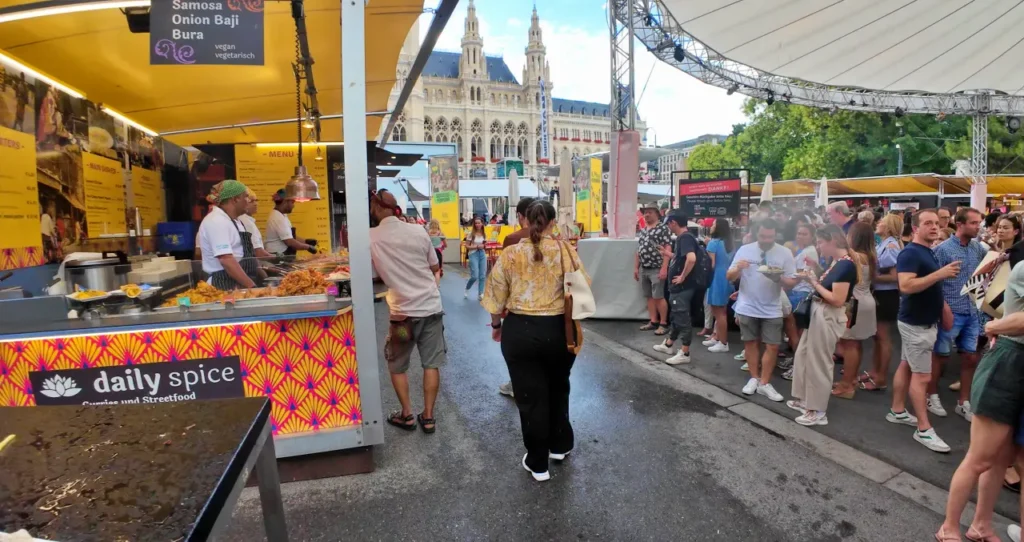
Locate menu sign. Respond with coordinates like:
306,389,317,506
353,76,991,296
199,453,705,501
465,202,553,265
675,175,741,218
429,155,459,240
131,167,167,228
82,153,127,235
150,0,265,65
0,126,42,250
30,357,244,406
235,145,331,256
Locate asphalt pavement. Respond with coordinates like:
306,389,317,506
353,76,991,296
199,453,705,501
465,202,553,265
585,314,1023,522
219,270,965,541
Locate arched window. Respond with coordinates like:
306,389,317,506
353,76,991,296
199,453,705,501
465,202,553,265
392,125,407,142
426,134,434,142
436,116,448,136
438,134,448,143
472,118,482,134
490,138,499,160
490,93,496,105
504,137,514,158
436,89,444,102
518,122,528,137
490,120,501,135
504,121,515,136
451,90,457,103
451,117,462,135
456,135,464,158
471,135,482,157
518,137,527,159
423,116,433,138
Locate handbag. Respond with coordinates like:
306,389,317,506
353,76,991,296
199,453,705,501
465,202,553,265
793,295,813,329
558,241,595,354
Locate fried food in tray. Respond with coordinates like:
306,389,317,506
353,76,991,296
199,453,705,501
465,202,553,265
161,281,226,307
326,264,351,281
277,269,330,296
120,284,143,298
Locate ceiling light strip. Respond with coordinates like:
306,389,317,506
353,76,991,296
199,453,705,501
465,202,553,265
160,111,390,136
102,106,158,136
0,50,84,98
0,0,150,24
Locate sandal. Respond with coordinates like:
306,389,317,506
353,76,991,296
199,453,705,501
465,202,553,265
859,377,887,391
654,325,669,336
640,322,658,331
831,384,856,400
417,413,436,434
934,526,960,542
856,371,872,384
1004,479,1021,493
387,411,417,431
965,526,1001,542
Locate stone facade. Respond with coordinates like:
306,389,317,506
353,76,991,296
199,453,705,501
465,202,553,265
383,1,645,180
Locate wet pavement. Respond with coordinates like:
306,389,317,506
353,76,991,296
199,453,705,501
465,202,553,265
221,271,961,541
586,316,1022,522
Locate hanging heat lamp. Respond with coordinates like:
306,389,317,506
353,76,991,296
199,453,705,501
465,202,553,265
285,33,321,202
314,146,324,161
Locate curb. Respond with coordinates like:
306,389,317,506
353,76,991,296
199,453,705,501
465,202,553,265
584,328,1015,532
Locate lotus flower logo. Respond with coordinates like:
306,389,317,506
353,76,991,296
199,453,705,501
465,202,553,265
40,375,81,398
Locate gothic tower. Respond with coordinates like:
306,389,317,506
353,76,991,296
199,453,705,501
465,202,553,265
460,0,487,80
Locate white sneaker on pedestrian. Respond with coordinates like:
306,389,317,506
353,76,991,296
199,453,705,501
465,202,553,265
549,450,571,461
757,383,784,402
786,399,807,414
927,394,948,417
1008,524,1021,542
914,428,951,453
781,367,794,381
795,411,828,426
653,341,675,355
498,382,514,398
740,362,749,371
708,342,729,353
464,290,469,298
885,409,919,426
734,351,746,361
702,337,718,347
742,377,758,395
522,453,550,481
955,401,974,423
478,293,484,301
665,350,691,365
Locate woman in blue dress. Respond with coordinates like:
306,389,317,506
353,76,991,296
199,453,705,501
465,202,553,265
703,218,735,352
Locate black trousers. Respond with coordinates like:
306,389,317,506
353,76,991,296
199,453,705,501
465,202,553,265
501,312,576,473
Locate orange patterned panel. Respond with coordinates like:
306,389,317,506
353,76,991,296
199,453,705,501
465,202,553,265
0,247,44,270
0,314,361,436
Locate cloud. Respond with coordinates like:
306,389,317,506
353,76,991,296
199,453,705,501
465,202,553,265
416,2,748,144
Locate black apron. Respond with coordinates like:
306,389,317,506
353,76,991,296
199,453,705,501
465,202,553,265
210,219,258,290
283,227,298,256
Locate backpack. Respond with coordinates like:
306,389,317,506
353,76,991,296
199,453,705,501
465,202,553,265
692,237,712,289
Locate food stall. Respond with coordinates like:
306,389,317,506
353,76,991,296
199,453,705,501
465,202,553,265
0,0,441,470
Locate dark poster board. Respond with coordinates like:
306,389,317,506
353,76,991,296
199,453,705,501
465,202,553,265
673,170,745,218
150,0,265,65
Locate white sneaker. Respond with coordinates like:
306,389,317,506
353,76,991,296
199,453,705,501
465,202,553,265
522,453,550,481
927,394,948,417
708,342,729,353
478,294,484,301
885,409,919,426
735,351,746,361
665,351,691,365
740,362,749,371
795,411,828,426
914,428,951,453
742,377,758,395
1008,524,1021,542
781,367,794,381
786,399,807,414
498,382,514,397
757,383,784,402
653,341,675,355
464,290,469,298
955,401,974,422
702,337,719,347
549,450,571,461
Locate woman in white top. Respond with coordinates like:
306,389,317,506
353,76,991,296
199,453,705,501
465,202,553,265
197,180,257,290
464,216,488,300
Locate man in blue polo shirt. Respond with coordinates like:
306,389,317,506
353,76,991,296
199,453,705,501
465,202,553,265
887,209,961,453
930,207,987,422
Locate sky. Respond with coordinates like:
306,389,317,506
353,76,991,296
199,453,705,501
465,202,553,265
417,0,747,145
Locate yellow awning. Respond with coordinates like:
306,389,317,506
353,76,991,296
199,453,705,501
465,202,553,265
748,175,1024,198
0,0,422,144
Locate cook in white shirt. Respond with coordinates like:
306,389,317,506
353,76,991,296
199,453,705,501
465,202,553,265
197,180,257,290
239,190,273,258
264,189,315,255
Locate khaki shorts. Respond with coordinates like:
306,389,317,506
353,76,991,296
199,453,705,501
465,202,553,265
738,315,783,345
385,313,447,374
897,321,937,374
640,267,665,300
780,291,792,317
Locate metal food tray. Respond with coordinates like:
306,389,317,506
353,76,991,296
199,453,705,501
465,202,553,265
149,294,331,314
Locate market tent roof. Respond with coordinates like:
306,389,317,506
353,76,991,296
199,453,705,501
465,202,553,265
381,178,546,203
0,0,423,144
665,0,1024,95
748,175,1024,198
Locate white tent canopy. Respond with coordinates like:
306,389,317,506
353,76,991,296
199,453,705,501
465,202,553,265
665,0,1024,95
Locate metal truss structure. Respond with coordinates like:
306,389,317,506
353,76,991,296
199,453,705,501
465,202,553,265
624,0,1024,118
609,0,637,132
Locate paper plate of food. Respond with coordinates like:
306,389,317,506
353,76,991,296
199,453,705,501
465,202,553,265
66,289,111,302
757,265,785,280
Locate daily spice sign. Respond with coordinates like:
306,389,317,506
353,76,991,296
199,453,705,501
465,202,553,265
150,0,265,65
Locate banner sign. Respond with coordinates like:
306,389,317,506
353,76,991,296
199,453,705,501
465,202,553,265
150,0,265,65
429,155,460,240
675,176,741,218
30,357,244,406
0,126,42,252
588,156,603,233
497,159,524,179
539,79,549,160
82,153,127,235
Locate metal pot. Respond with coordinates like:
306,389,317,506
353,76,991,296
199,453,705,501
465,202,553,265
65,251,129,292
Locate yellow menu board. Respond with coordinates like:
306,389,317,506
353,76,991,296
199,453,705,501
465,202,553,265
131,167,166,228
82,153,126,236
0,126,41,250
235,145,331,256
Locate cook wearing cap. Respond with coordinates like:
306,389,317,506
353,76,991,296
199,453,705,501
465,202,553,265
197,179,258,290
265,188,316,256
239,188,273,258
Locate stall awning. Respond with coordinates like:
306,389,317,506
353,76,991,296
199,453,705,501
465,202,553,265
748,175,1024,198
0,0,423,144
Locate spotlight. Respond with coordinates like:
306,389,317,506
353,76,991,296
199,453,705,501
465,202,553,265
726,83,739,95
894,107,905,118
1008,116,1021,134
849,100,856,106
765,90,774,105
673,44,685,62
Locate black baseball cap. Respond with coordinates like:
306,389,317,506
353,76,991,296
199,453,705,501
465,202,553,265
666,211,688,226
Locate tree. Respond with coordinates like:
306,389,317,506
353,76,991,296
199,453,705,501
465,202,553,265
686,142,740,174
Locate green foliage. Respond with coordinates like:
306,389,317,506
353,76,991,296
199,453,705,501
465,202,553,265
715,98,1024,181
